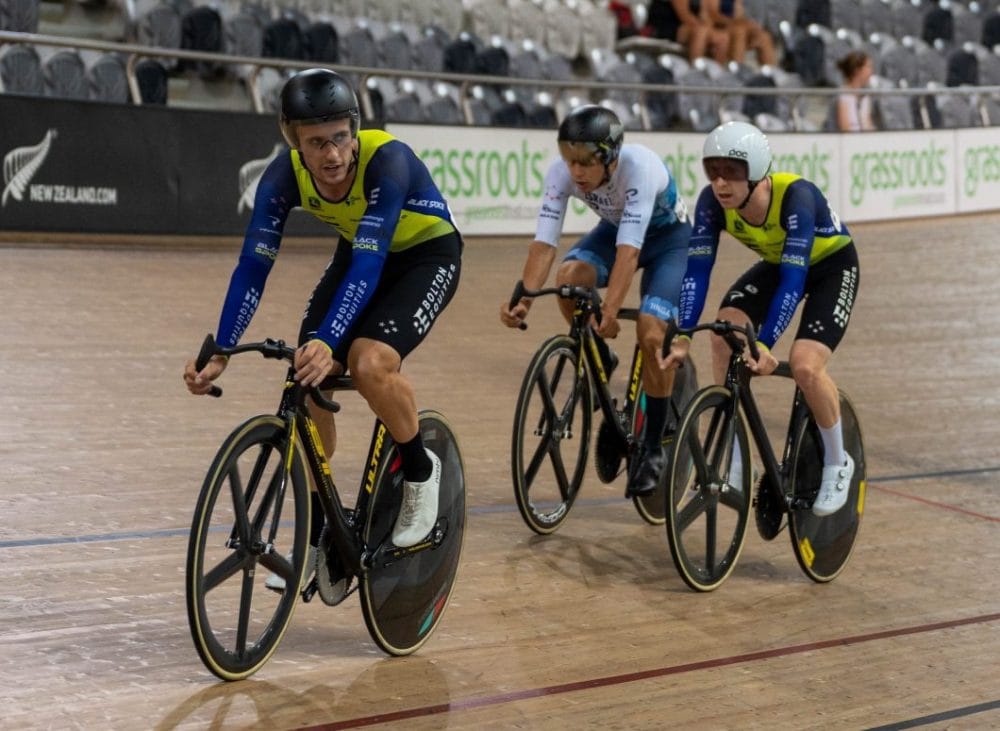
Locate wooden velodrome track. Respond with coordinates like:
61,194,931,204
2,211,999,730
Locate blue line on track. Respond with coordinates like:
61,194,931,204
2,465,998,549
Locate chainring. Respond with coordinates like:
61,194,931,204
753,472,786,541
315,525,351,606
594,418,625,483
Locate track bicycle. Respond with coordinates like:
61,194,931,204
662,320,865,592
185,334,466,681
507,281,696,533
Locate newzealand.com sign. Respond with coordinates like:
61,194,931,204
2,129,118,208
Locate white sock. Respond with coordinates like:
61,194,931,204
729,435,743,477
818,419,846,467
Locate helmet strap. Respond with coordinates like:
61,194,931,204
737,180,757,210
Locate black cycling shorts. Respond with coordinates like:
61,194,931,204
299,231,462,365
719,243,859,352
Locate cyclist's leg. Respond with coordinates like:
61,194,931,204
788,245,860,514
626,229,687,496
557,221,617,370
711,263,777,486
789,244,860,434
712,261,778,384
348,233,462,546
636,227,688,404
297,237,353,457
261,241,353,591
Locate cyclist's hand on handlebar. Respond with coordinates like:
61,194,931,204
294,339,336,387
594,306,620,339
500,298,529,329
659,335,690,371
745,341,778,375
183,355,227,395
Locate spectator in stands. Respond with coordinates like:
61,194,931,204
609,1,641,39
646,0,729,62
703,0,777,67
835,50,875,131
184,69,463,577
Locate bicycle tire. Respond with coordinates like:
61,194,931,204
186,415,310,681
633,357,699,525
512,334,593,534
665,385,752,592
788,391,866,583
360,410,466,655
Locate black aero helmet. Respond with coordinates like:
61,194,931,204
279,68,360,147
557,105,624,167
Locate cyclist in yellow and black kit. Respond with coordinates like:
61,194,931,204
662,121,860,517
183,69,462,583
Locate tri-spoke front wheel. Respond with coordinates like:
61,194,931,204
512,335,592,534
186,415,309,681
665,386,751,592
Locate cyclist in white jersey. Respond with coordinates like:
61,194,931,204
500,105,692,498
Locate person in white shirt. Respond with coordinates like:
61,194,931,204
499,105,692,498
835,51,875,132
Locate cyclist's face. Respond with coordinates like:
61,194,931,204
559,143,606,193
703,157,750,208
296,118,357,193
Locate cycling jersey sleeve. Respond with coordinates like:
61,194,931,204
216,154,300,347
312,142,411,351
758,180,816,348
533,160,571,246
678,186,723,331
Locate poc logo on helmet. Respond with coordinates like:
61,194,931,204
727,149,748,159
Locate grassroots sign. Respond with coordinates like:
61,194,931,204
0,93,993,237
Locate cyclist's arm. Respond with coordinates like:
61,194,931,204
215,154,299,347
758,181,817,348
520,241,558,290
311,145,409,353
516,161,572,295
604,243,639,319
677,186,723,331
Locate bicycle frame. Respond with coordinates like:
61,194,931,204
716,333,813,513
569,300,643,453
275,373,369,578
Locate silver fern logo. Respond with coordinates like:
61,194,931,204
237,143,283,213
2,129,56,207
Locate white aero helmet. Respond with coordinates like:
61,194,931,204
702,121,772,182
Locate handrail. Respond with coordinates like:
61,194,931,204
2,29,999,129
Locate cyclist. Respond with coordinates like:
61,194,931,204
499,105,692,498
183,68,463,586
661,121,860,517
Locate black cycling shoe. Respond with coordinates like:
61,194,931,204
626,445,665,498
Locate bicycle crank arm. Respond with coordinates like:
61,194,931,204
375,517,450,568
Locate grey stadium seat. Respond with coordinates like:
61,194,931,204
42,49,88,100
87,52,130,104
0,43,42,95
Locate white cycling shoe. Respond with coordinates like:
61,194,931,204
812,454,855,517
264,545,317,592
392,449,441,548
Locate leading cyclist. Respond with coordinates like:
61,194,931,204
500,105,693,498
661,121,860,517
183,69,463,584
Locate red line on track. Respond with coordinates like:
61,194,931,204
298,612,1000,730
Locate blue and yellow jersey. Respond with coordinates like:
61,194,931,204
215,129,456,350
679,173,853,348
289,129,455,253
